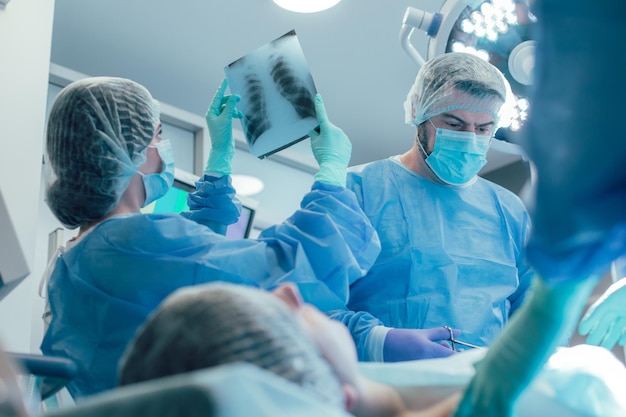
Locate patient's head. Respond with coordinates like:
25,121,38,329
119,282,359,409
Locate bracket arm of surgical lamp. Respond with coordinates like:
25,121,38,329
399,7,442,68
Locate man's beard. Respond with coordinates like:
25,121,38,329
416,122,431,159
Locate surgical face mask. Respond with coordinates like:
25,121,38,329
139,138,175,207
420,121,491,186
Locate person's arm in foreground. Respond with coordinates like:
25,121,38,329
181,78,242,234
453,275,598,417
453,1,626,415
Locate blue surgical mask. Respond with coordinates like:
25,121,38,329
139,139,175,207
420,123,491,186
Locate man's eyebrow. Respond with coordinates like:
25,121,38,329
439,113,465,123
440,113,495,127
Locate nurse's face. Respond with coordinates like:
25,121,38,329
271,284,360,390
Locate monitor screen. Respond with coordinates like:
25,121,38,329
142,178,255,239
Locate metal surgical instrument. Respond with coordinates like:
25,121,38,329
443,326,483,350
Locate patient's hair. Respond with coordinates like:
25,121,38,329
118,282,344,407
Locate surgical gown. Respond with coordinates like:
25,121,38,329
332,157,534,360
40,176,380,398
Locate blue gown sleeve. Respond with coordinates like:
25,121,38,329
327,309,384,360
180,174,242,235
258,181,381,312
317,171,385,360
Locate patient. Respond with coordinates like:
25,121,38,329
118,282,461,417
119,282,626,417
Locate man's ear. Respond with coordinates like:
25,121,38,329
341,383,360,412
271,283,303,308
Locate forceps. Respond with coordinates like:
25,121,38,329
443,326,483,350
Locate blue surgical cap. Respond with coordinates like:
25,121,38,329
45,77,160,228
403,52,507,127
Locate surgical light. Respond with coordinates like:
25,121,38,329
272,0,342,13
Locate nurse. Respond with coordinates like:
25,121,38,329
40,76,380,398
332,52,535,362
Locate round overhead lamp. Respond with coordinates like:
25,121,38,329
231,174,265,196
272,0,342,13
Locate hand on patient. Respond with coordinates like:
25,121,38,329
205,78,242,175
579,277,626,350
384,328,459,361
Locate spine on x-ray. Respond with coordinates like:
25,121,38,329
242,73,271,145
270,55,316,120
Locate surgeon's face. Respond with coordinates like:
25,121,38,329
421,109,495,153
271,284,361,391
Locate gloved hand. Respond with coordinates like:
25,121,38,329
453,275,598,417
383,327,459,362
205,78,242,175
579,277,626,350
309,94,352,187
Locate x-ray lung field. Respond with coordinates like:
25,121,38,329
225,30,318,159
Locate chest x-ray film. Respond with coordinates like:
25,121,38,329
225,30,318,159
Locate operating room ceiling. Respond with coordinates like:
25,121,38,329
49,0,526,179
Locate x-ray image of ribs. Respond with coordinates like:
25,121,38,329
242,73,271,145
270,55,316,120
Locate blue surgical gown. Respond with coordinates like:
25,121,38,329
332,157,534,360
40,176,380,398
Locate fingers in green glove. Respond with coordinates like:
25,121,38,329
207,79,242,122
601,316,626,349
583,313,614,345
204,79,242,175
314,93,328,123
578,278,626,349
308,94,352,186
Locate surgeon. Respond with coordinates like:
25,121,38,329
330,52,535,362
40,76,380,398
453,1,626,416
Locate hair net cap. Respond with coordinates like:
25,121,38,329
403,52,507,127
118,282,345,408
45,77,160,228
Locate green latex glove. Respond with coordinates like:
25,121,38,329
309,94,352,187
205,78,242,175
579,277,626,349
453,275,599,417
